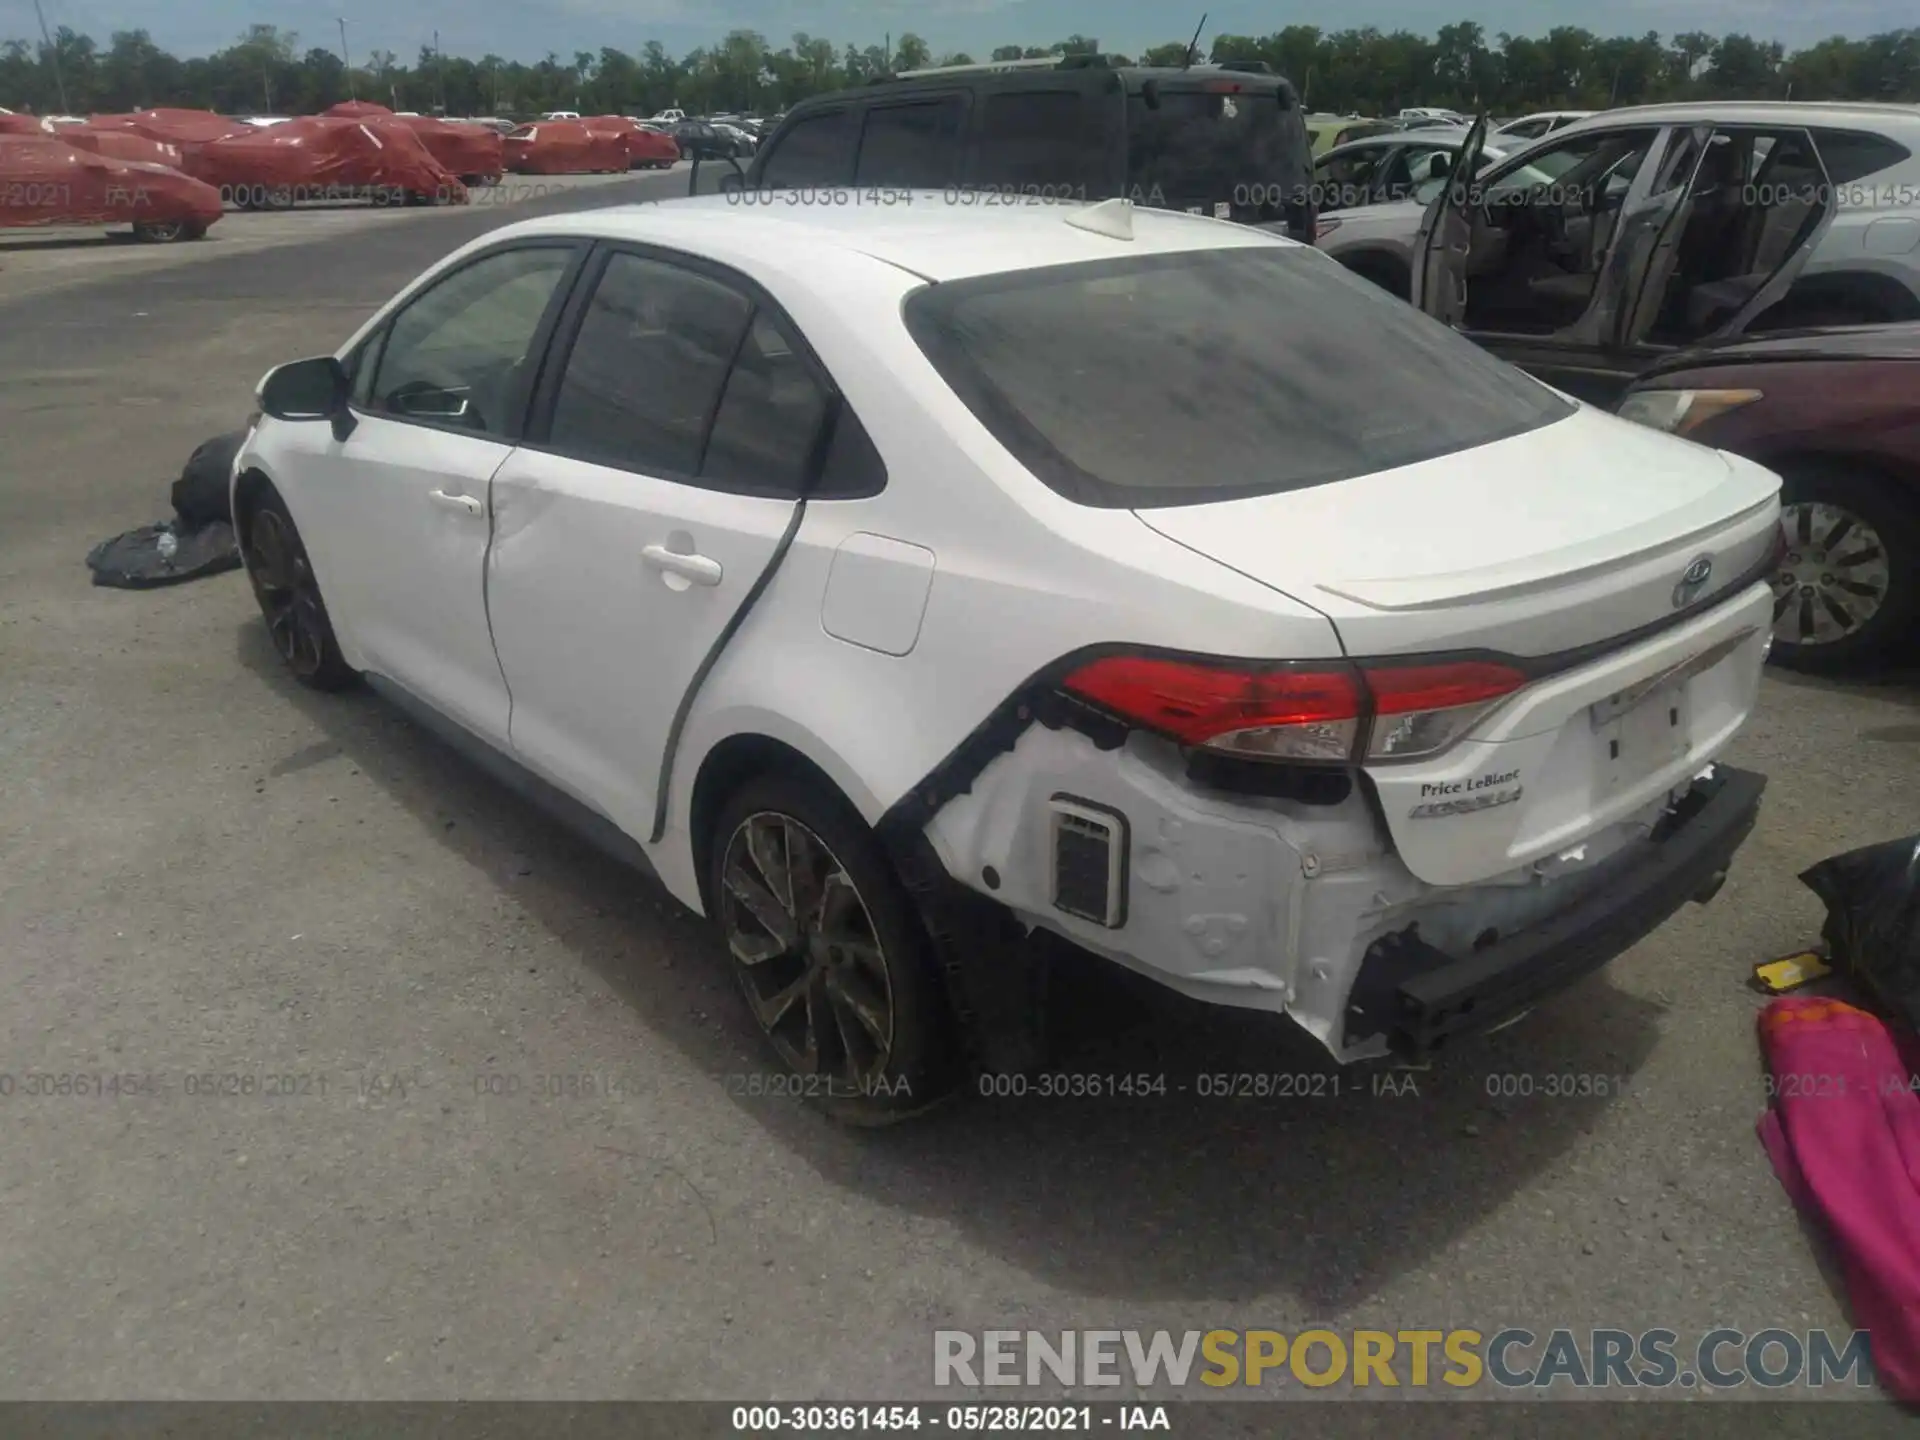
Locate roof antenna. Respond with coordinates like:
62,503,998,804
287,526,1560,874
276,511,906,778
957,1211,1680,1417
1183,13,1208,69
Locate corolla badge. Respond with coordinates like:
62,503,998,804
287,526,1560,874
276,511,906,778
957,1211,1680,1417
1672,554,1714,609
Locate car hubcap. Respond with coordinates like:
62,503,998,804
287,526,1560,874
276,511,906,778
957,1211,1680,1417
1771,502,1889,648
246,509,328,677
719,813,894,1089
148,222,182,240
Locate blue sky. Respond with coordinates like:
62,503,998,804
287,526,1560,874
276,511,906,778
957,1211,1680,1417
5,1,1910,63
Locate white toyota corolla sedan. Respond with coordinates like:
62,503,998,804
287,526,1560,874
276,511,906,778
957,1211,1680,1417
233,192,1781,1120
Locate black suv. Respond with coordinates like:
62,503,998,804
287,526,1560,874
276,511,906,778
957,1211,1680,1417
700,56,1316,242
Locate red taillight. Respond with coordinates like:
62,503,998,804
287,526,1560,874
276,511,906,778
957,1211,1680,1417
1202,79,1244,93
1060,653,1528,764
1366,661,1528,715
1062,655,1363,761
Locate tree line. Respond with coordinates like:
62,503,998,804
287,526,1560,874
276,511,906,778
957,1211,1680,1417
3,22,1917,121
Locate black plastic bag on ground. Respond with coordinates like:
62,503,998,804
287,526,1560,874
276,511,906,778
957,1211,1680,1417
170,429,246,525
85,519,241,590
1800,834,1920,1029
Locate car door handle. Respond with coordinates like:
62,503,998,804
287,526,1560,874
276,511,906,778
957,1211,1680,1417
641,545,723,586
428,489,484,517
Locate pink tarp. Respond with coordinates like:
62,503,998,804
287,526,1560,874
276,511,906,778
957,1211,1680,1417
1757,994,1920,1401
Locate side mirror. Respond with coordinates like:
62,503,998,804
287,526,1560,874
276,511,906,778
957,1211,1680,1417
258,355,349,422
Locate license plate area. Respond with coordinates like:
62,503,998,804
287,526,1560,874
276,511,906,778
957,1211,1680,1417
1592,678,1691,790
1585,629,1754,791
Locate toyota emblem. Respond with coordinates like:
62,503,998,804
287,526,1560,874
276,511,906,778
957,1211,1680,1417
1672,554,1714,609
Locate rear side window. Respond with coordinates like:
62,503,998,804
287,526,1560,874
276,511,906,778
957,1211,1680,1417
1808,128,1912,184
971,91,1096,191
547,253,751,476
904,246,1573,509
856,96,966,187
702,312,831,492
760,108,855,187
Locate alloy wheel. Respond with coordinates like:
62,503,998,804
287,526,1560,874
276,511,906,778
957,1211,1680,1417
719,812,895,1090
1771,501,1890,648
246,507,330,679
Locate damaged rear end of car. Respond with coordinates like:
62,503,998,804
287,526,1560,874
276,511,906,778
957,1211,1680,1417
892,237,1777,1062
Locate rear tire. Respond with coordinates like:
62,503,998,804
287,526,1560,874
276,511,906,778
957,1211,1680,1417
707,772,957,1124
239,486,358,692
1768,463,1920,675
132,218,192,243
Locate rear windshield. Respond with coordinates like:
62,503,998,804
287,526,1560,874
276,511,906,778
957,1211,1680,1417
904,246,1574,509
1127,89,1308,211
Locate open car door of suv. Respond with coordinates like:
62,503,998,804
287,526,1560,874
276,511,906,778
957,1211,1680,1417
1620,125,1837,353
1410,113,1487,328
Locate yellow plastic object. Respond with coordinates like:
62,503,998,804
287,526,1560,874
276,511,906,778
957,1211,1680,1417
1751,951,1833,994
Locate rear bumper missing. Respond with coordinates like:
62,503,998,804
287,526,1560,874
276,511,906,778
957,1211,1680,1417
1346,765,1766,1056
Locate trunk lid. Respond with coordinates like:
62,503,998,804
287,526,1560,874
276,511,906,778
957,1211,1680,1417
1133,404,1781,659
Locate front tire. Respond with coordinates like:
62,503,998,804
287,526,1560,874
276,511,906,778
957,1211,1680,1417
708,773,956,1123
1768,463,1920,674
240,487,358,691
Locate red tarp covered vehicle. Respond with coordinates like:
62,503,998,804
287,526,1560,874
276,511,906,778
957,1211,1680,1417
85,109,255,173
87,108,254,146
187,116,467,209
503,120,628,175
320,102,504,185
3,113,190,181
396,117,504,185
0,134,223,241
581,116,680,170
58,127,186,169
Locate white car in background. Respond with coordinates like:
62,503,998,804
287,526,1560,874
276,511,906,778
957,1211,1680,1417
1306,131,1554,297
231,195,1776,1118
1495,110,1595,142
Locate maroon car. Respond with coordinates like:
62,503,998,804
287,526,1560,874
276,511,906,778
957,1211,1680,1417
1617,323,1920,673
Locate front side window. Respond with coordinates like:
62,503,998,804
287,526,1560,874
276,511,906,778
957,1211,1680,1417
546,252,751,476
759,109,855,187
855,97,965,187
905,246,1572,509
1314,147,1384,210
368,245,575,437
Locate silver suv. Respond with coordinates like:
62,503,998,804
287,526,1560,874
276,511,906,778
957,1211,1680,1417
1411,101,1920,400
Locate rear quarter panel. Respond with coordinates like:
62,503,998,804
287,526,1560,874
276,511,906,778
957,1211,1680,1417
653,245,1344,911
